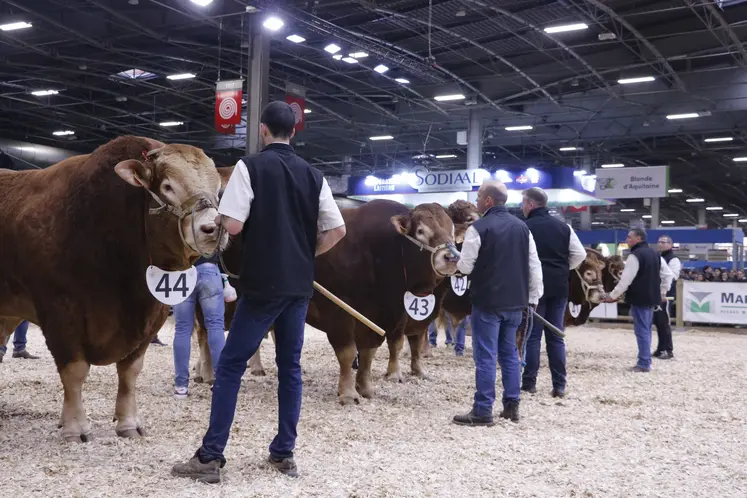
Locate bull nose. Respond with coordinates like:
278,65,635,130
200,223,217,235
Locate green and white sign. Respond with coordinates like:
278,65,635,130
594,165,669,199
683,281,747,325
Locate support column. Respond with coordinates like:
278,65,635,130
698,207,706,227
580,208,592,230
466,109,482,203
651,197,660,228
245,18,270,155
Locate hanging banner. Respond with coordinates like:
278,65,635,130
215,79,243,132
593,165,669,199
286,94,305,132
682,280,747,325
216,123,235,135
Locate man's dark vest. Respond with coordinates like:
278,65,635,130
661,249,678,297
470,206,530,312
525,207,570,299
626,242,661,307
238,143,323,298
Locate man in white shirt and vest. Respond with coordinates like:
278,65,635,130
452,180,543,426
603,228,674,372
653,235,681,360
172,101,346,483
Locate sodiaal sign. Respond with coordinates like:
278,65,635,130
683,280,747,325
594,165,669,199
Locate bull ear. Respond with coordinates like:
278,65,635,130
115,159,153,188
146,147,163,159
390,214,411,235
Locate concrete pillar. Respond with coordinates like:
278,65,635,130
580,208,592,230
466,110,482,203
245,19,270,155
698,207,706,227
651,197,660,228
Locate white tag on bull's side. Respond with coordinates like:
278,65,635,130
450,275,469,296
145,265,197,306
568,302,582,318
404,292,436,321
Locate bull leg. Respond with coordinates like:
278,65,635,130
421,330,433,358
408,333,427,379
334,343,359,405
355,348,377,399
114,351,147,438
247,347,266,376
58,360,93,443
384,335,404,383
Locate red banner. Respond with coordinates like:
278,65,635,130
215,79,243,132
564,205,588,213
285,94,305,132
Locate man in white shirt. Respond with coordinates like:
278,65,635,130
653,235,681,359
603,229,674,372
452,180,543,426
172,101,346,483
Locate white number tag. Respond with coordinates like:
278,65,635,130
404,292,436,321
450,275,469,296
568,302,582,318
145,265,197,305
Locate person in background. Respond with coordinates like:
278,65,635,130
520,187,586,398
171,254,227,399
653,235,681,360
452,180,543,426
429,315,470,356
0,320,39,362
427,317,453,348
171,101,346,483
603,228,673,372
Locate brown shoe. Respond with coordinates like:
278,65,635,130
171,456,221,484
12,350,39,359
268,455,299,477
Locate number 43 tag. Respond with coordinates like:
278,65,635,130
145,265,197,306
404,292,436,321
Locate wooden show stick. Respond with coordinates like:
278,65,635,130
313,281,387,337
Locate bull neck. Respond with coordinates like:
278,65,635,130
527,207,550,219
484,205,507,217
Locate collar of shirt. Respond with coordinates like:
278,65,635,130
527,207,549,219
483,205,507,217
262,142,294,154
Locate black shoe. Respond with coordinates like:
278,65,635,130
171,456,221,484
452,409,495,427
268,455,299,477
660,351,674,360
499,400,520,423
551,388,566,398
521,384,537,394
12,349,39,359
652,350,663,358
151,336,167,346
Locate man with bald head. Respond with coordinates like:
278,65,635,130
452,180,543,426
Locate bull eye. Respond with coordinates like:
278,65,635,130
162,182,173,193
417,228,424,235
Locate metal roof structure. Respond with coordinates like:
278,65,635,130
1,0,747,228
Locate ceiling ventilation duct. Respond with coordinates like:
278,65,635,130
0,138,77,170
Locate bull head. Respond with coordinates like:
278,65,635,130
391,202,458,277
447,199,479,244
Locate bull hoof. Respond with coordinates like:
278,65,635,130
194,375,204,384
385,371,403,383
356,384,374,399
63,433,93,443
116,427,146,438
250,368,266,377
338,394,360,406
422,351,432,358
411,371,428,380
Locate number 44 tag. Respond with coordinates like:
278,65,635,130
145,265,197,306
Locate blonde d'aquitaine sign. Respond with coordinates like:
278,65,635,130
594,165,669,199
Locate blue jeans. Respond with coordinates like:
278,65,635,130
198,295,309,464
522,297,567,391
428,318,453,345
631,305,654,369
172,263,226,388
454,316,469,354
471,306,522,417
0,320,29,355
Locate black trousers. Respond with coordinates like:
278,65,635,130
653,301,673,353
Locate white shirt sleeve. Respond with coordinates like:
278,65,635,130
668,257,681,281
317,178,345,233
609,254,639,300
660,257,674,298
217,159,253,223
456,225,480,275
568,228,587,270
528,231,544,305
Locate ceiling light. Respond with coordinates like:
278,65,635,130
167,73,196,80
31,90,59,96
374,64,389,74
642,215,652,219
342,57,359,64
52,130,74,136
369,135,394,141
324,44,341,54
286,34,305,43
620,208,635,212
734,157,747,162
189,0,214,6
668,188,683,193
559,147,577,151
434,94,465,101
591,221,604,225
262,17,284,31
661,220,675,224
303,108,311,114
333,54,343,60
436,154,457,159
601,163,624,168
0,21,32,31
666,113,699,120
686,198,705,203
724,213,740,218
706,206,723,211
617,76,656,84
350,52,368,59
544,23,588,34
704,137,733,143
160,121,184,127
505,125,533,131
739,219,747,223
395,78,410,84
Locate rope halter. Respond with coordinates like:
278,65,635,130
401,233,460,278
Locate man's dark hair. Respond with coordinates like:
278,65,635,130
522,187,547,207
261,101,296,139
658,235,673,244
629,227,647,241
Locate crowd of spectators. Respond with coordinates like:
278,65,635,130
680,266,747,282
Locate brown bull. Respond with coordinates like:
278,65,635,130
0,136,227,442
564,249,623,327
